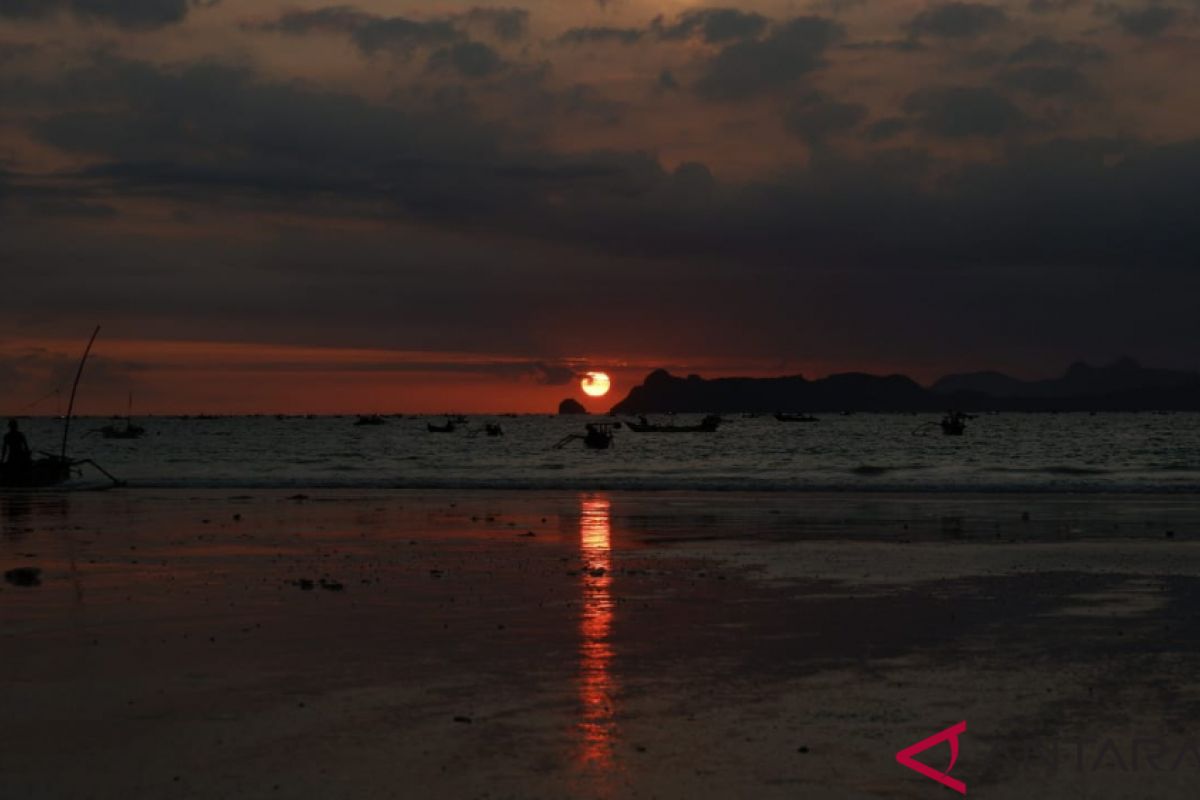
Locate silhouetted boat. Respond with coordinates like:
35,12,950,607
2,326,123,488
1,455,73,488
554,423,614,450
99,391,146,438
941,411,972,436
354,415,386,426
775,412,819,422
100,421,146,439
625,414,721,433
428,421,456,433
485,423,504,437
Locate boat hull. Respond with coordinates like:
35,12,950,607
0,457,72,488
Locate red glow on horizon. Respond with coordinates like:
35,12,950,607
0,335,947,416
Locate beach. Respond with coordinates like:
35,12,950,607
3,489,1199,798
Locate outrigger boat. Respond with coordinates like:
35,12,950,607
1,326,123,489
624,414,722,433
775,412,819,423
554,423,614,450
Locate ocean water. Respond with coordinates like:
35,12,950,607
12,412,1200,493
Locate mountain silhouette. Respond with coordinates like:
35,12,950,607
610,360,1200,413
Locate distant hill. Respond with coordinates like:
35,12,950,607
609,359,1200,413
933,358,1198,399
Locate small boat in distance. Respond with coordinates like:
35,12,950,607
428,420,456,433
100,420,146,439
485,423,504,437
354,414,387,426
941,411,973,436
625,414,721,433
775,412,819,423
100,391,146,438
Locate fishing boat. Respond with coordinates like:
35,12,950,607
553,423,614,450
624,414,721,433
354,414,387,426
0,454,73,488
100,420,146,439
99,391,146,439
940,411,973,436
1,326,123,488
775,412,819,423
427,420,456,433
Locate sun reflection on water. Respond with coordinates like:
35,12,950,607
578,494,616,768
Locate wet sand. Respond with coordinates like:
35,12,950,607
3,490,1200,799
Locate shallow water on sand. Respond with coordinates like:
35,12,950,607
3,490,1200,799
14,412,1200,492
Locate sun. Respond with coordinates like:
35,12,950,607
581,371,611,397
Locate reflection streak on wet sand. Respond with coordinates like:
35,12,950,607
578,494,615,769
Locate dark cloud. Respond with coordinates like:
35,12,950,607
531,362,577,385
782,90,867,144
428,41,505,78
865,117,909,141
10,52,1200,352
0,0,194,29
998,65,1093,98
1007,37,1108,65
559,84,626,125
843,38,926,52
556,26,644,45
460,7,529,41
247,6,461,57
1108,4,1181,37
906,3,1008,39
903,85,1025,137
653,8,769,43
1028,0,1082,12
694,16,845,100
0,40,38,63
808,0,871,14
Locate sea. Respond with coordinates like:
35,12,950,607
14,412,1200,493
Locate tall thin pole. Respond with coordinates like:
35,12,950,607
60,326,100,462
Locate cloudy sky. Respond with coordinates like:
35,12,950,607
1,0,1198,412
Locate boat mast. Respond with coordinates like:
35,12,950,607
60,325,101,461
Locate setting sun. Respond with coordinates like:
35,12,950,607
581,372,611,397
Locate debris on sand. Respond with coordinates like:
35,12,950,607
453,715,472,724
319,579,345,592
4,567,42,587
518,531,536,537
288,578,315,591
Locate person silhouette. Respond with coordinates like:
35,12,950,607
2,419,32,471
